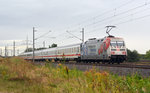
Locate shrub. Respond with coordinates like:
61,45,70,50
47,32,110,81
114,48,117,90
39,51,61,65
145,50,150,60
127,49,140,62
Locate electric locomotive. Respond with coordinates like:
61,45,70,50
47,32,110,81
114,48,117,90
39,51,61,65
80,26,127,63
80,36,127,63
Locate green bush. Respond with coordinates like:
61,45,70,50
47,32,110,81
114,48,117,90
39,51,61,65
127,49,140,62
145,50,150,60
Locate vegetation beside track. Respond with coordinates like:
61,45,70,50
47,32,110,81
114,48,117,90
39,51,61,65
0,57,150,93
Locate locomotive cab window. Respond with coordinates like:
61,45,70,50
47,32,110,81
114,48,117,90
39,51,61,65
111,41,124,47
110,41,117,47
117,41,124,46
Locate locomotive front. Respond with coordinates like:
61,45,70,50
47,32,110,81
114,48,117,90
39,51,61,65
109,37,127,63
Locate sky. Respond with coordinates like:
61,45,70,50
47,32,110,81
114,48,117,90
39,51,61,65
0,0,150,56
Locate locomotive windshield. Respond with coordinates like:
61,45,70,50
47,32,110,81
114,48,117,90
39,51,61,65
110,41,124,47
110,41,117,47
117,41,124,46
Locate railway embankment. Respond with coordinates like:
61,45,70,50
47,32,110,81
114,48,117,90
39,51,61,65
35,61,150,77
60,63,150,77
0,57,150,93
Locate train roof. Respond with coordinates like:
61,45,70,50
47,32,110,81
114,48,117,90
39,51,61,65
85,36,124,43
19,43,81,55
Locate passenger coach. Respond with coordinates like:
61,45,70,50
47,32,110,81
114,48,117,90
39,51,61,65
19,43,81,62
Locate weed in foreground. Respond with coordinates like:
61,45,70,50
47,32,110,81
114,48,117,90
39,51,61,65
0,57,150,93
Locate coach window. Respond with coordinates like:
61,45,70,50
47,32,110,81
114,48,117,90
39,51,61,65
63,49,65,53
67,48,69,53
75,47,76,52
68,48,70,53
60,50,62,54
71,48,73,53
72,48,74,53
73,48,75,53
58,50,60,54
62,49,63,54
61,49,63,54
59,50,60,54
60,49,62,54
78,47,79,52
76,47,77,52
75,47,77,52
66,49,67,53
64,49,66,53
59,50,61,54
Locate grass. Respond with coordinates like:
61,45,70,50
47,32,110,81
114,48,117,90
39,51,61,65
0,57,150,93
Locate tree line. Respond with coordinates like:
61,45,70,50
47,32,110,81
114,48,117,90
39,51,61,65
127,49,150,62
24,43,57,52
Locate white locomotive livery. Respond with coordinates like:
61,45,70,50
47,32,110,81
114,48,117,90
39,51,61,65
81,36,127,63
19,36,127,64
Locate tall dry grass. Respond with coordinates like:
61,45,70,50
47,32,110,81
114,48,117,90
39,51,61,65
0,57,150,93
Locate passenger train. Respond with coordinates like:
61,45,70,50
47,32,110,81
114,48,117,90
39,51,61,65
19,35,127,64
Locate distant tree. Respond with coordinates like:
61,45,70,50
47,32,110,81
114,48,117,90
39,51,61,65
127,49,140,62
49,43,57,48
24,47,47,52
24,48,33,52
36,47,47,51
139,54,146,60
145,50,150,60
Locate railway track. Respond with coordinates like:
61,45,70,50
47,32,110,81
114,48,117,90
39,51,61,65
34,61,150,69
54,62,150,69
33,61,150,77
